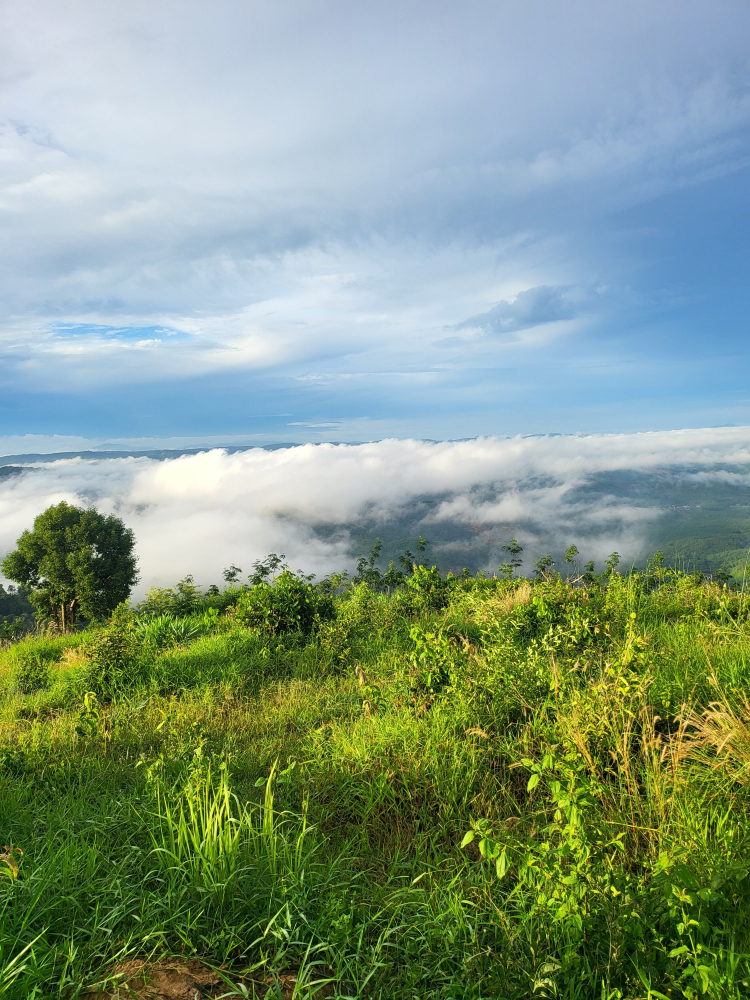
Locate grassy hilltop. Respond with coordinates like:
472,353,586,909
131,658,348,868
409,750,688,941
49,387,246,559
2,559,750,998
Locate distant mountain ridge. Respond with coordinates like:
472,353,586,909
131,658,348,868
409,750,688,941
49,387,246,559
0,444,302,466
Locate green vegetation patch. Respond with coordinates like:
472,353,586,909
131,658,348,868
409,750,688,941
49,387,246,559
3,538,750,997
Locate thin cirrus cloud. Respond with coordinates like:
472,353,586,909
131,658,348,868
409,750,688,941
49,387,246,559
1,428,749,594
0,0,749,440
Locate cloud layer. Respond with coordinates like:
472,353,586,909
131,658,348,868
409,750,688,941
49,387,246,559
1,427,749,594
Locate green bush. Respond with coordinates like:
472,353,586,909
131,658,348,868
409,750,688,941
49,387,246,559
14,651,53,694
230,570,334,638
82,602,137,697
317,583,409,662
137,575,204,617
405,563,451,610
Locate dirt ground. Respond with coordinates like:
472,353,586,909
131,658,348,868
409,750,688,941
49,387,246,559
84,957,336,999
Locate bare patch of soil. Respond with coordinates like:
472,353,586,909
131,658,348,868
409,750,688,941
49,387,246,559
85,957,336,1000
84,958,224,999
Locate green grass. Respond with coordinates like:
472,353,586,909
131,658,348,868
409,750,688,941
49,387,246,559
2,571,750,998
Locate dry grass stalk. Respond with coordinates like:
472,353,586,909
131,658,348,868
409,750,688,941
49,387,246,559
678,690,750,783
466,582,531,627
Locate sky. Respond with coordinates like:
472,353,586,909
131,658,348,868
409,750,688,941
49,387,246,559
2,429,750,593
1,0,750,448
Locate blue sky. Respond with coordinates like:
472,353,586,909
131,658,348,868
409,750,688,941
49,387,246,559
1,0,749,449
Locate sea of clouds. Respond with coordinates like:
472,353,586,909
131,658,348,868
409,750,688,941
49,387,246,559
1,427,750,595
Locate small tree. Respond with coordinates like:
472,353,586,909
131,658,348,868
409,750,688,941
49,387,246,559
564,544,579,581
138,575,202,617
604,552,621,577
84,602,136,697
499,539,523,579
1,502,138,630
353,537,430,592
222,564,243,584
534,553,555,578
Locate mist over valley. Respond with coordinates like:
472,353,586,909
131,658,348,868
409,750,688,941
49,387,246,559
2,428,749,597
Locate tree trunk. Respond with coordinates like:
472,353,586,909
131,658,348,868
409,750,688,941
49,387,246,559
60,601,66,632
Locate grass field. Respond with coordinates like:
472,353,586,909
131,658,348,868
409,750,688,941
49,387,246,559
2,563,750,998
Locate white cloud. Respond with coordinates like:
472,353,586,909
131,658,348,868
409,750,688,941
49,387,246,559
0,0,748,397
1,426,748,593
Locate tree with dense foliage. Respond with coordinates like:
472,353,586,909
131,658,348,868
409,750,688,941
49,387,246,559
1,501,138,629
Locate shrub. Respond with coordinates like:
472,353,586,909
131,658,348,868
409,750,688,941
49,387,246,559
137,575,204,617
406,624,458,710
14,651,53,694
317,583,394,662
230,570,334,638
83,602,137,697
405,564,450,610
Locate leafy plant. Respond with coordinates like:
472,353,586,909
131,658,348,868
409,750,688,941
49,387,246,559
83,602,136,697
231,570,334,637
354,662,384,716
138,575,205,617
564,544,579,579
75,691,105,740
133,609,220,650
605,551,621,576
249,553,290,586
462,749,626,936
406,625,457,709
222,564,243,584
534,553,555,578
0,618,28,643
